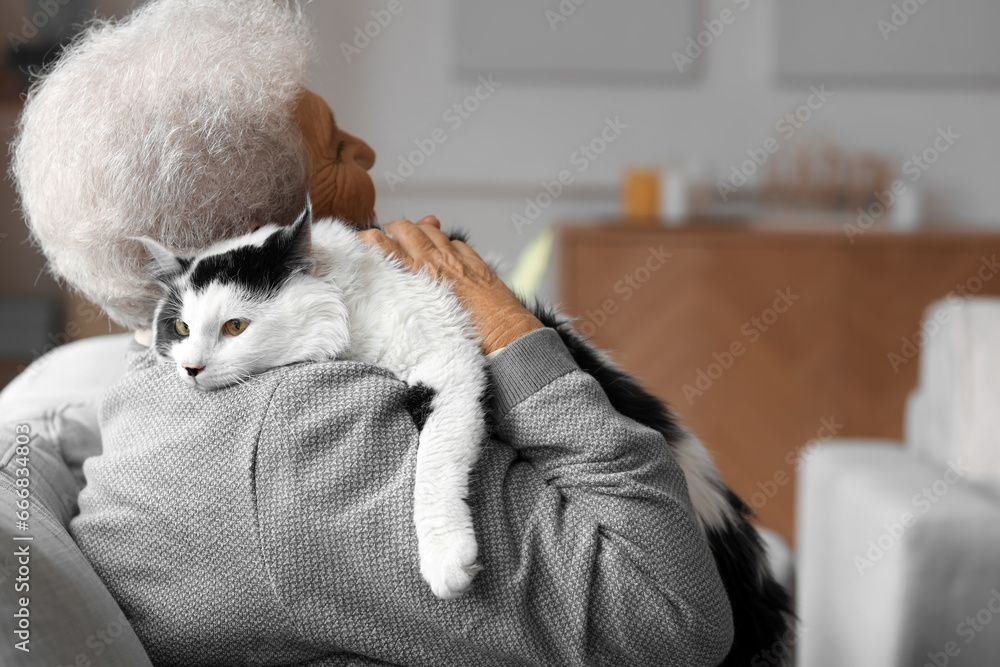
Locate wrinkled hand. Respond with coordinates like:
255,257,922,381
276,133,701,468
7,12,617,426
358,217,543,355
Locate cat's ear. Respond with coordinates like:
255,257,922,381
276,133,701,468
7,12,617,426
283,197,313,271
133,236,188,280
295,193,314,228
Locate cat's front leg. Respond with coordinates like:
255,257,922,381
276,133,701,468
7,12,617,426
413,473,481,599
410,384,485,599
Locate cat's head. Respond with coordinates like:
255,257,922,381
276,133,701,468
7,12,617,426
138,202,315,390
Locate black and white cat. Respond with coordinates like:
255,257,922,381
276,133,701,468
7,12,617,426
140,201,486,600
143,200,793,663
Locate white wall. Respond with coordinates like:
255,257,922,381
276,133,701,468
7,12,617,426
305,0,1000,287
6,0,997,298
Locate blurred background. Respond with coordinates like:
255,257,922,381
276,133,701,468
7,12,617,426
2,1,999,665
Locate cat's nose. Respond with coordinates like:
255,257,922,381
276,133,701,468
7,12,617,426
182,364,204,377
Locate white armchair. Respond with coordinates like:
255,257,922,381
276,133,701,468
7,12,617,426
796,298,1000,667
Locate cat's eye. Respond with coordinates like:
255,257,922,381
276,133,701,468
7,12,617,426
223,318,250,337
175,320,190,336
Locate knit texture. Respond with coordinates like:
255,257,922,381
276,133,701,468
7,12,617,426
70,328,732,666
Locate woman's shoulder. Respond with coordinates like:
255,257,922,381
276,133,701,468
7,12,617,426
91,351,422,483
253,359,422,468
113,353,404,415
261,358,407,418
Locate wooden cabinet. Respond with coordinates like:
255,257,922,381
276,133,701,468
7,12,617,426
559,224,1000,545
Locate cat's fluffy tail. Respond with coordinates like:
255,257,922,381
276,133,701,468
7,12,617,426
530,304,795,667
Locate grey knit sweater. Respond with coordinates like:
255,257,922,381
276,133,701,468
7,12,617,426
69,328,733,667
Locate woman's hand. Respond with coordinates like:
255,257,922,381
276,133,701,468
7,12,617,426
358,217,543,355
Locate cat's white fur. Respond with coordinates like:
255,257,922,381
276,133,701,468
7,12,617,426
146,210,486,599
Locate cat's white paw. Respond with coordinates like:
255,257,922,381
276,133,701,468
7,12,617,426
419,527,481,600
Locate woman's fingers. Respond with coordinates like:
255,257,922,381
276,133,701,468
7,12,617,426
362,221,484,278
391,216,464,256
383,219,439,261
416,223,456,253
358,228,410,265
450,239,485,265
359,218,542,353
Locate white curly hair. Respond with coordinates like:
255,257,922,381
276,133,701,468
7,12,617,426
10,0,314,330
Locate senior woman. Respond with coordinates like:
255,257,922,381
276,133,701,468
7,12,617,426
11,1,732,666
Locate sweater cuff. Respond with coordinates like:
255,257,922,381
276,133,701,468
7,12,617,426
487,327,577,419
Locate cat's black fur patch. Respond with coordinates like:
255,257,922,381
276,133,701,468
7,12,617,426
188,207,311,296
706,490,796,667
528,303,795,667
531,304,689,448
404,383,436,432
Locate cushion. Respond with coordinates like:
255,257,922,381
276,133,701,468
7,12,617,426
797,441,1000,667
0,334,152,665
910,297,1000,490
0,333,133,417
